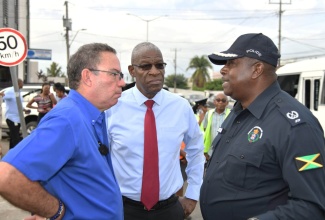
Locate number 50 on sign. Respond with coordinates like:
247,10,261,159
0,28,27,67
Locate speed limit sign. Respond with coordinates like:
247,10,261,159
0,28,27,67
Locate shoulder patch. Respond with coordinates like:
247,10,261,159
295,153,323,171
275,98,305,126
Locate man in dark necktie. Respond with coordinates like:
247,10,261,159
106,42,205,220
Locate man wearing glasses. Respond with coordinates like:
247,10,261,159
201,93,231,161
106,42,205,220
0,43,125,219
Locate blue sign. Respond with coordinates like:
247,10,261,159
27,49,52,60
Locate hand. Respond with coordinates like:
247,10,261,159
178,197,197,218
24,109,31,114
204,153,210,161
23,214,45,220
180,158,187,165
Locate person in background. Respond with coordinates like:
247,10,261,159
0,43,125,219
0,79,30,149
177,142,187,197
106,42,205,220
53,82,67,102
201,93,231,161
200,33,325,220
192,98,209,126
26,82,57,124
55,84,67,102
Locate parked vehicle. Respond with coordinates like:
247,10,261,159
276,58,325,131
1,84,69,136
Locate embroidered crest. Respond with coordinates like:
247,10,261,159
247,126,263,143
286,111,299,119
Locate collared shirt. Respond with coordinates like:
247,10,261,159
3,90,123,220
202,109,227,140
200,82,325,220
106,86,205,201
3,86,23,123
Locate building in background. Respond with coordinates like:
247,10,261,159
0,0,44,89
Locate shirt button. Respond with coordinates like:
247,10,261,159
240,155,245,159
226,140,230,143
236,121,240,124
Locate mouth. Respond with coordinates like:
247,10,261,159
148,79,163,85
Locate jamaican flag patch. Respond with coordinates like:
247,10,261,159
295,153,323,172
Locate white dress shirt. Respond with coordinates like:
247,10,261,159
106,86,205,201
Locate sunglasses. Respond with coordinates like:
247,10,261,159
215,98,227,103
132,63,167,71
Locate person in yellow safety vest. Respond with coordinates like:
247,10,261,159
202,93,231,161
192,98,209,126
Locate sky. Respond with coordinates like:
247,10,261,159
29,0,325,82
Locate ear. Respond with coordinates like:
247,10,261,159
81,69,93,87
128,65,136,78
251,62,264,79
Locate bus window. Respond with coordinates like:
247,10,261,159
305,79,311,109
314,79,320,111
277,74,299,97
321,74,325,105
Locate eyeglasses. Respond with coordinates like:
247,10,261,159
215,98,227,103
132,63,167,71
88,69,124,80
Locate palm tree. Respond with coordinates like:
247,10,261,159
46,62,64,77
187,55,213,88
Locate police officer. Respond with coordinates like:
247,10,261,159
200,33,325,220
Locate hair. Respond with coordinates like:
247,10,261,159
53,82,62,90
131,42,162,64
68,43,117,90
55,84,66,93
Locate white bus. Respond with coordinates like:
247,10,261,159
276,57,325,131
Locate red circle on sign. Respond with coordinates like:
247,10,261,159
0,28,28,67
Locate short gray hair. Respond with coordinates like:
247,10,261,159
68,43,116,90
131,42,161,64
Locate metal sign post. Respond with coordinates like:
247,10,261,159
0,28,28,138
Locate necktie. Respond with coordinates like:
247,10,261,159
141,100,159,210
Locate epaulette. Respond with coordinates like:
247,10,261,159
274,96,305,127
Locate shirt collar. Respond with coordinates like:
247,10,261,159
69,89,102,120
131,85,163,106
246,81,281,119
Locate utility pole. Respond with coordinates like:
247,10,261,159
172,48,178,93
63,1,72,74
127,14,168,41
269,0,291,67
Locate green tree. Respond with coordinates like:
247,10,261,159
187,55,212,88
46,62,64,77
204,78,223,90
165,74,188,89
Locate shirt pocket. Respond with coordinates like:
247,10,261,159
223,146,263,190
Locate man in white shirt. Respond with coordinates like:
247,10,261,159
106,42,205,220
0,79,29,149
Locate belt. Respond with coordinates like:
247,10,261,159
122,194,178,211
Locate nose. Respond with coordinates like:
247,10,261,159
149,65,163,75
220,66,227,76
118,78,126,87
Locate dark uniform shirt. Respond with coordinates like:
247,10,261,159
200,82,325,220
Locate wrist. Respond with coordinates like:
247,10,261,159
47,200,64,220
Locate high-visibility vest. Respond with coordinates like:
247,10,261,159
203,108,231,153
